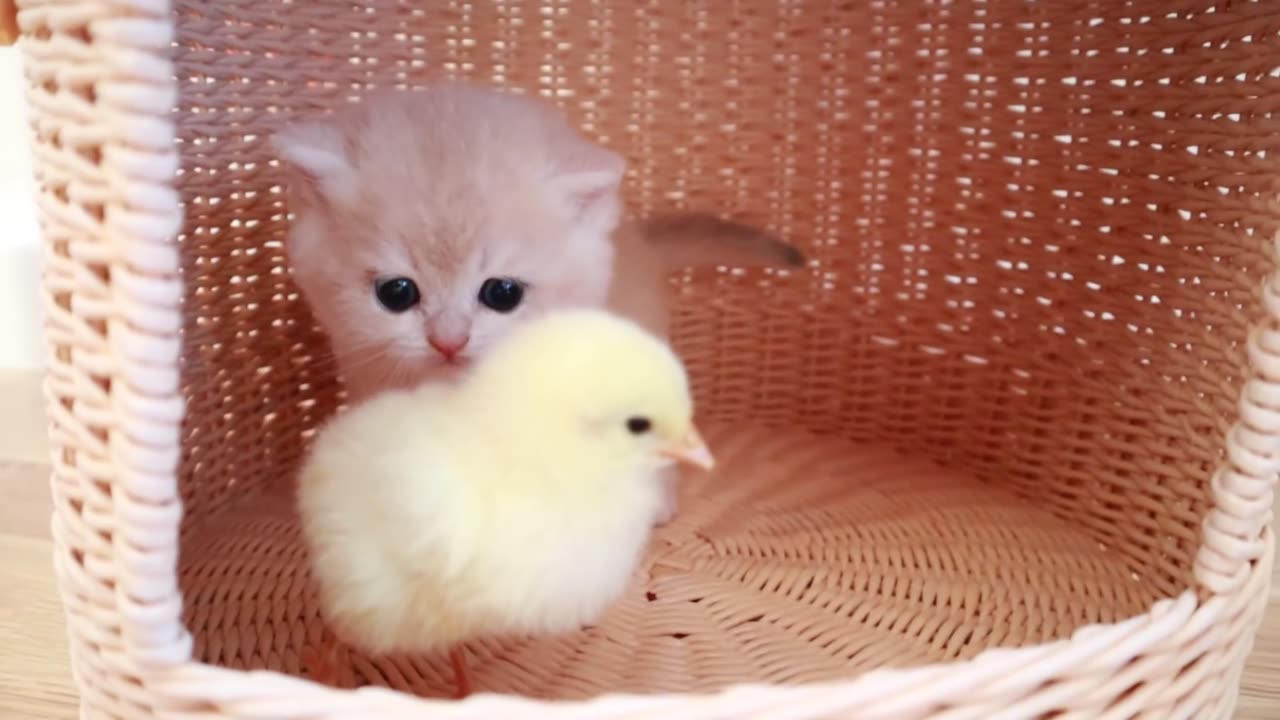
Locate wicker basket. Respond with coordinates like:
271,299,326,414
17,0,1280,717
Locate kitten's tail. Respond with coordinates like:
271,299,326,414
633,212,807,272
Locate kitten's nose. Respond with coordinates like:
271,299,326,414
427,333,469,361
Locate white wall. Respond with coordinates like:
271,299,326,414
0,47,44,371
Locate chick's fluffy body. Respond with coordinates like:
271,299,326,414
297,310,687,655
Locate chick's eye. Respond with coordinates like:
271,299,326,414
626,417,652,435
478,277,525,313
374,276,421,313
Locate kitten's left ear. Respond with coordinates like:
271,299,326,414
555,143,626,222
272,120,358,206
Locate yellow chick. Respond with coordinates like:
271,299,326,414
296,308,714,698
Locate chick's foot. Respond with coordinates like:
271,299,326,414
303,629,355,689
450,646,472,699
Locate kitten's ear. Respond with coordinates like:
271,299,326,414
555,144,626,221
272,121,358,206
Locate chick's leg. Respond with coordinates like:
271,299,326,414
303,630,340,687
450,646,472,699
303,627,354,689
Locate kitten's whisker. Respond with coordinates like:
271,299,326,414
333,343,432,390
337,345,387,363
333,347,399,376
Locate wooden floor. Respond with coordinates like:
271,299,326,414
0,369,1276,718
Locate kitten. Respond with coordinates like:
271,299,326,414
273,82,804,523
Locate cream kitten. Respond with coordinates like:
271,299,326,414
274,82,803,523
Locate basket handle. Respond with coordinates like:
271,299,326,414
1,0,16,45
1194,232,1280,595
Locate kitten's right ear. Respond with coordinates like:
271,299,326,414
272,121,358,206
554,144,626,225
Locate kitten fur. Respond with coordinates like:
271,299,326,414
274,82,804,521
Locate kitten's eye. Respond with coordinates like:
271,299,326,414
477,277,525,313
374,276,421,313
626,417,652,435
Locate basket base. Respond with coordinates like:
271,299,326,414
179,423,1158,699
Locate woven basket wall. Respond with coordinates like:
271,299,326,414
19,0,1280,717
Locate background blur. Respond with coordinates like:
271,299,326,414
0,46,43,372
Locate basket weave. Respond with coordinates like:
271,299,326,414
20,0,1280,717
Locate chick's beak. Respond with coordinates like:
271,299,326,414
659,425,715,471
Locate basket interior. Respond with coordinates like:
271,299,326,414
171,0,1279,699
180,424,1159,697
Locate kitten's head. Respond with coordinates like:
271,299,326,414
273,83,624,400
